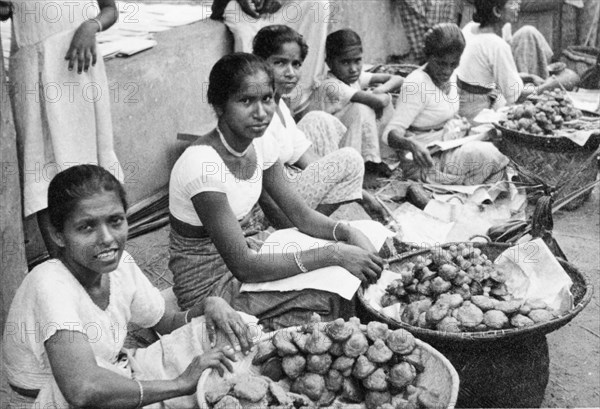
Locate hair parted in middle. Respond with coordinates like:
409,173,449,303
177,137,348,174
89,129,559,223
253,24,309,61
423,23,466,58
207,52,275,110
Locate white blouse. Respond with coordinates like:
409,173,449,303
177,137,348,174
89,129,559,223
169,132,280,226
3,253,165,390
456,21,524,105
265,99,312,166
383,68,459,146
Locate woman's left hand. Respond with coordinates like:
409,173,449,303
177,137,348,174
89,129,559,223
342,225,378,254
65,21,99,73
204,297,255,355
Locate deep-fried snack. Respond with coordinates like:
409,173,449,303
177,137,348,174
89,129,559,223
327,318,354,342
282,355,306,380
328,342,344,357
510,313,535,328
205,379,234,404
436,316,461,333
340,378,364,403
291,373,326,402
364,391,392,409
232,376,269,402
317,390,336,407
351,355,376,379
214,395,243,409
431,277,452,295
306,354,332,375
438,293,463,309
343,330,369,358
386,329,416,355
260,356,284,382
291,331,310,353
305,327,333,355
402,347,424,373
252,340,278,366
471,295,498,312
496,300,521,315
269,381,291,406
332,356,355,372
366,321,389,342
325,369,344,392
366,339,393,364
389,362,416,389
362,368,388,391
483,310,509,329
273,330,299,355
455,301,484,329
529,309,553,323
425,301,449,325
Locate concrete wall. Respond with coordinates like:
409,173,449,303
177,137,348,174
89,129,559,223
22,0,411,261
108,0,409,205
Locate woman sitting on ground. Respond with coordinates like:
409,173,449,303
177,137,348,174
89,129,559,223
168,53,384,331
3,164,254,408
383,23,509,185
252,24,386,227
456,0,559,122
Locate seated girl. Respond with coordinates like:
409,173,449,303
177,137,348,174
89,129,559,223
307,28,404,186
252,24,387,227
210,0,330,114
456,0,559,123
382,23,508,185
3,164,254,408
168,53,384,331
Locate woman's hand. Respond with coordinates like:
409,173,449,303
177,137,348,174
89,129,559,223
408,139,434,168
333,242,384,285
204,297,255,355
176,346,236,395
65,20,99,73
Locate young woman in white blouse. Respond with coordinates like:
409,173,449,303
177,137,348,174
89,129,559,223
168,53,384,331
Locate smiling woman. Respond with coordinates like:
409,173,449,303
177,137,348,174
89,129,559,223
251,25,387,227
168,53,385,331
3,164,257,409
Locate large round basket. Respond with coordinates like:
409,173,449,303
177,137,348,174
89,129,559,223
197,325,460,409
357,242,593,408
493,123,600,210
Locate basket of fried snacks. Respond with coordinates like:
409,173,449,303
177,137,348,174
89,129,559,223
197,315,459,409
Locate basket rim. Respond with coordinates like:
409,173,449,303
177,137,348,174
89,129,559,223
493,122,600,152
197,324,460,409
359,243,594,343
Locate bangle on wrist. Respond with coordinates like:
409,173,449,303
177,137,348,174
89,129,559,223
133,379,144,409
88,17,103,32
332,221,345,242
184,310,191,324
293,251,309,274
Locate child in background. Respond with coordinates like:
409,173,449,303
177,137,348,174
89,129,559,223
308,28,404,187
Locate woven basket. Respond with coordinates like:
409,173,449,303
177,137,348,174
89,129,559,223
357,242,592,408
367,63,420,77
358,242,593,345
197,325,459,409
493,123,600,210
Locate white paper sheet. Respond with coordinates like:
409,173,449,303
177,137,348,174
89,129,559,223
495,238,574,313
390,203,455,247
239,220,395,300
